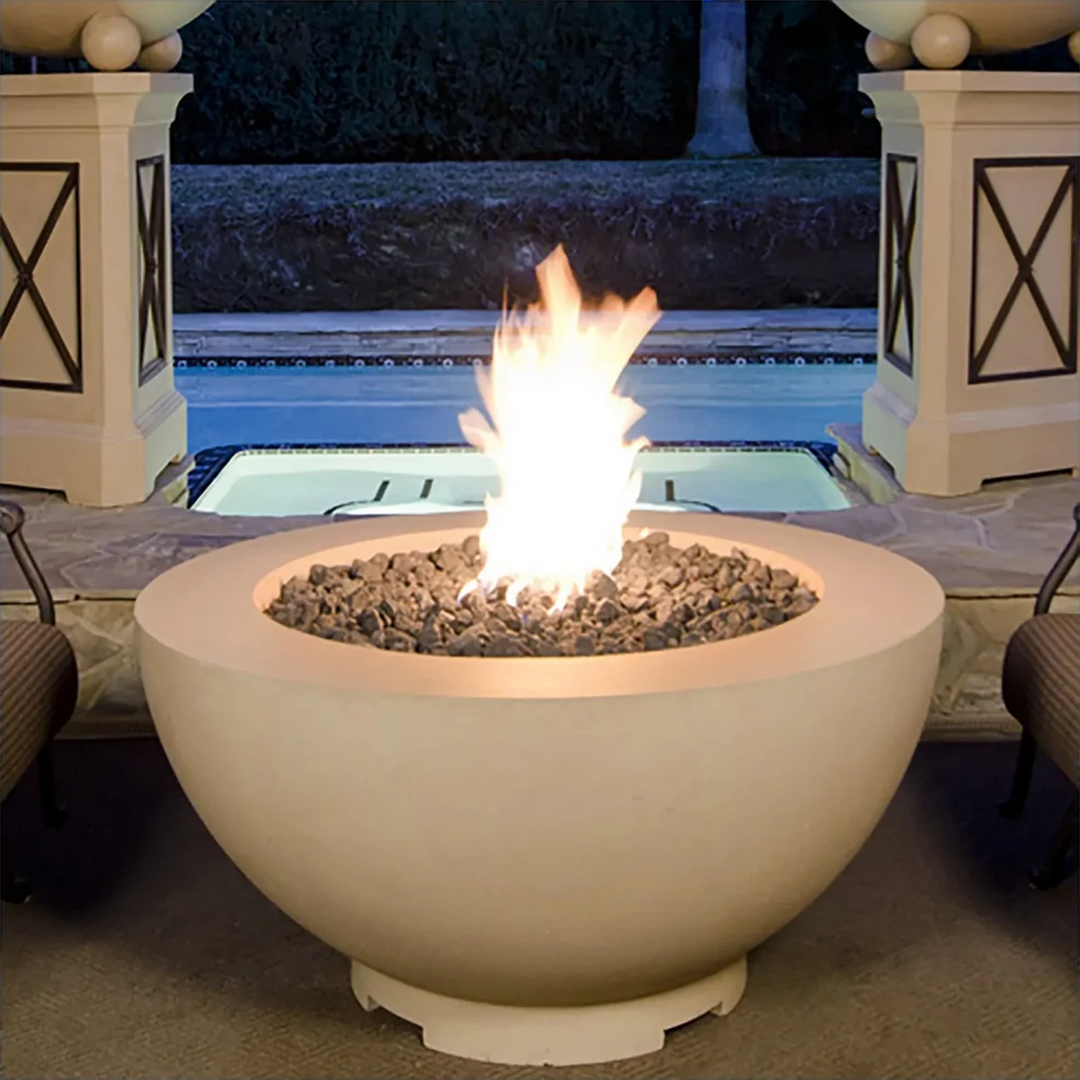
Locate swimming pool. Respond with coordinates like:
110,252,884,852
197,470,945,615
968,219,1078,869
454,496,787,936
174,362,875,454
188,443,852,517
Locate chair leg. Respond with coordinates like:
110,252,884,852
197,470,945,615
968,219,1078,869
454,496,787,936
37,745,68,829
1,838,31,904
1000,730,1037,819
1029,792,1080,891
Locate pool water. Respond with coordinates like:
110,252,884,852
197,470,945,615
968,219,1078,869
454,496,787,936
190,445,851,517
175,364,874,453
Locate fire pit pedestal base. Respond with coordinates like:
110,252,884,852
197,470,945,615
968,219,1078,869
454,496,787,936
351,956,748,1066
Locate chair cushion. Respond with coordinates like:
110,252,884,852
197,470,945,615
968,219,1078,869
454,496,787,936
1002,612,1080,785
1,620,78,800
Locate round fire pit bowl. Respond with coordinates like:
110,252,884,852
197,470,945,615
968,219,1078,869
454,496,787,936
135,510,944,1066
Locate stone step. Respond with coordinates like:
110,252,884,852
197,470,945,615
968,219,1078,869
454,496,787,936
174,308,879,360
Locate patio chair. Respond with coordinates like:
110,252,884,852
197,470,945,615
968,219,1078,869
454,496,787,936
1,499,78,903
999,501,1080,890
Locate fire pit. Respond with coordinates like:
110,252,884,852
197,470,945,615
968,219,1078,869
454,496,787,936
136,511,943,1065
135,250,944,1065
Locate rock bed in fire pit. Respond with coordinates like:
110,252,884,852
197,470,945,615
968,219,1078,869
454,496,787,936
266,532,819,657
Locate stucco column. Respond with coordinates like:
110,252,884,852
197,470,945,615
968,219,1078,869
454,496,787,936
860,71,1079,496
1,72,191,507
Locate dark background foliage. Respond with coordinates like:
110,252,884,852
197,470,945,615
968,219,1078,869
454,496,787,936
170,159,881,312
175,0,703,164
746,0,878,156
2,1,1073,163
742,0,1074,157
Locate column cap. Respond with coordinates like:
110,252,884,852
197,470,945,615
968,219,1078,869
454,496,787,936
860,70,1079,95
0,72,193,128
1,72,193,97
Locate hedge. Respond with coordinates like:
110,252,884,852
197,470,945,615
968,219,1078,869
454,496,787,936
171,0,701,164
2,1,1073,162
745,1,1075,157
170,158,881,312
167,0,883,160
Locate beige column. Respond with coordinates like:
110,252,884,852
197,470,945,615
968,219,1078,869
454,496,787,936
860,71,1079,497
1,72,191,507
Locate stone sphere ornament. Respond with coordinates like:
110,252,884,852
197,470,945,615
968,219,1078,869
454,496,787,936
834,1,1080,70
865,32,915,71
79,13,142,72
911,11,973,69
137,32,184,74
0,1,214,73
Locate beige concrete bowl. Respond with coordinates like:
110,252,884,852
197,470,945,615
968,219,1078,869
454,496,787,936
834,0,1080,68
135,511,945,1066
0,0,214,71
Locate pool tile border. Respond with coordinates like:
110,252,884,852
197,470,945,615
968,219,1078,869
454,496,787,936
176,352,875,370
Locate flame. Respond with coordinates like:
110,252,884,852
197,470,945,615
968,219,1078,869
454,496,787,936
458,245,661,608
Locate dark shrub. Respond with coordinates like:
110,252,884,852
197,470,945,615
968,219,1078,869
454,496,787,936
170,0,700,164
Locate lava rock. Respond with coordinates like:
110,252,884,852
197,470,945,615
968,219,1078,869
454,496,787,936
589,573,619,601
594,598,620,625
574,634,597,656
263,534,820,658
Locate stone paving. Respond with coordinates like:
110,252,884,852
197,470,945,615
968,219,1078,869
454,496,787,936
174,308,879,361
2,423,1076,739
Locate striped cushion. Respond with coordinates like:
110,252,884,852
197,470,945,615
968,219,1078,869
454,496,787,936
1002,613,1080,785
0,620,78,801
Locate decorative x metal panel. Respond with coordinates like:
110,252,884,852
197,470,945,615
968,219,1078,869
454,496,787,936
0,163,83,392
969,157,1079,384
137,155,168,386
883,154,918,377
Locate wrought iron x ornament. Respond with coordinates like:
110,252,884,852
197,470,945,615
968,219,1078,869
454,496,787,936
0,167,81,389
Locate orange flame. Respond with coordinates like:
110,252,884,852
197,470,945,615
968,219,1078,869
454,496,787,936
458,246,661,608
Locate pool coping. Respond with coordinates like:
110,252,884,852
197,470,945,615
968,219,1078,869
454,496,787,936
1,423,1077,742
0,419,1075,743
3,424,1075,599
174,308,879,363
